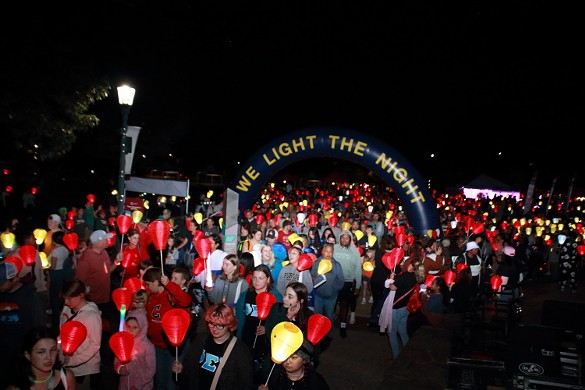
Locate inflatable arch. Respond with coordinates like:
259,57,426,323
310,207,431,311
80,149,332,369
229,128,441,236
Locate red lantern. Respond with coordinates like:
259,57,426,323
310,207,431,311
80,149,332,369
424,274,435,288
123,277,143,295
256,292,277,321
381,248,404,271
18,245,37,266
63,233,79,251
456,263,469,273
87,194,95,203
117,215,133,235
65,220,75,230
112,288,133,312
109,331,134,364
395,232,406,247
192,229,204,242
308,213,318,227
67,210,76,220
4,256,23,273
121,250,135,269
328,215,338,227
148,220,171,250
577,245,585,256
443,270,456,286
107,232,116,247
194,237,212,260
296,254,314,272
406,235,415,246
192,258,205,276
307,314,332,345
472,222,485,235
108,217,116,227
162,308,191,347
255,214,265,225
490,275,503,292
60,320,87,356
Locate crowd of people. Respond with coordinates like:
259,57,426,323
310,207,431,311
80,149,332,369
0,179,583,389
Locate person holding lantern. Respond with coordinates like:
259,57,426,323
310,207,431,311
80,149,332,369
59,279,103,389
116,228,150,284
206,254,249,307
257,339,329,390
48,231,75,330
5,325,76,390
171,302,254,389
276,246,314,297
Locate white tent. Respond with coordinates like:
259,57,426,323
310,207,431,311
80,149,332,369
125,176,191,210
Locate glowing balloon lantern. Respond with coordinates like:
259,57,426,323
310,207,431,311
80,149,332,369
318,259,332,275
63,233,79,251
116,215,133,235
341,222,351,231
307,314,332,345
148,220,171,250
362,261,374,272
219,217,224,229
33,229,47,245
192,258,205,276
256,292,277,321
271,321,304,364
40,252,49,269
5,256,23,273
328,215,338,227
112,288,133,312
162,308,191,347
354,230,364,241
424,274,436,288
109,331,134,364
367,235,377,247
381,248,404,271
578,245,585,256
456,263,469,273
87,194,95,203
255,214,265,225
1,232,15,249
65,220,75,230
194,237,212,260
287,233,300,245
123,277,143,295
194,213,203,225
308,213,318,227
490,275,503,292
131,210,143,224
61,320,87,356
443,270,456,286
18,245,37,266
297,254,314,272
296,213,306,224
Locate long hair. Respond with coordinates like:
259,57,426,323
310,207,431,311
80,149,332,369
259,244,275,269
61,279,88,299
248,264,274,292
220,254,242,283
284,282,312,333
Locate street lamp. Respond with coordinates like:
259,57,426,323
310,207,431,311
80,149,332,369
117,85,136,217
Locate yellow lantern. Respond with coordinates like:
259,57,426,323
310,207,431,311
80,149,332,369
524,227,532,235
132,210,144,224
341,222,351,231
40,252,50,269
368,235,377,247
33,229,47,246
317,260,332,275
143,200,150,210
1,232,15,249
207,190,214,198
219,217,223,229
271,321,303,364
194,213,203,225
354,230,364,241
281,260,290,267
288,233,300,244
363,261,374,272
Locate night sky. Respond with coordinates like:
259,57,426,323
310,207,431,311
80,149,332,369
3,1,583,202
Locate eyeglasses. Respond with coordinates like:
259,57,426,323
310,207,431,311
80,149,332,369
207,322,226,330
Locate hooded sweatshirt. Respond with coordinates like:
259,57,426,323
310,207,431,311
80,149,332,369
310,256,345,299
114,309,156,390
59,301,102,377
333,230,363,289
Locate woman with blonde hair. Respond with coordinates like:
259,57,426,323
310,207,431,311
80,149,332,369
258,243,283,281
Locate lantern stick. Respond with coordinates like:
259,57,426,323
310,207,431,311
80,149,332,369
252,319,262,348
160,249,165,275
175,347,179,380
264,362,276,386
119,304,127,332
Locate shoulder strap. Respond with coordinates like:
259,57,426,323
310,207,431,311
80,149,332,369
394,285,416,305
210,336,237,390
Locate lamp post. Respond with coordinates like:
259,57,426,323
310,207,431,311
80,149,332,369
117,85,136,217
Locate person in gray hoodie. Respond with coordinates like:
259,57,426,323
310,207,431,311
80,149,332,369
333,230,362,337
311,243,345,339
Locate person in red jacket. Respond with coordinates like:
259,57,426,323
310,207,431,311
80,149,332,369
142,267,192,389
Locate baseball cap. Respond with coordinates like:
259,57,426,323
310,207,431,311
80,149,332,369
266,229,278,240
48,214,61,223
0,261,18,285
282,220,292,227
90,230,113,244
466,242,480,251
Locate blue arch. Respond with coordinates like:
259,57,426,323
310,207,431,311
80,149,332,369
229,128,440,235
